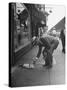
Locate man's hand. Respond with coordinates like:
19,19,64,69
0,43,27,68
32,57,38,64
32,57,38,60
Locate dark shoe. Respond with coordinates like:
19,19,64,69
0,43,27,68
43,64,49,67
46,64,52,69
62,49,65,53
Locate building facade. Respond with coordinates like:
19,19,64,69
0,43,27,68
10,3,49,66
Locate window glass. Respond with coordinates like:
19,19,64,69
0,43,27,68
13,3,31,52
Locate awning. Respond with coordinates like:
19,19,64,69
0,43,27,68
24,4,46,23
32,6,46,23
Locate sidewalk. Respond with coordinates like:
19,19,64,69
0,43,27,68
11,40,65,87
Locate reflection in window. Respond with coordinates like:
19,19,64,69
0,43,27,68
13,3,31,52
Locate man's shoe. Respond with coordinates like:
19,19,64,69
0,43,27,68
47,64,52,69
62,49,65,53
43,64,49,67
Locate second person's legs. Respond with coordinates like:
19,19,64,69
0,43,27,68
42,48,53,67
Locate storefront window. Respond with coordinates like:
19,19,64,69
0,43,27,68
13,3,31,52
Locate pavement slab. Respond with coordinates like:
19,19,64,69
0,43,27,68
11,40,65,87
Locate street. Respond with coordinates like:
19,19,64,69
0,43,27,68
11,39,65,87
